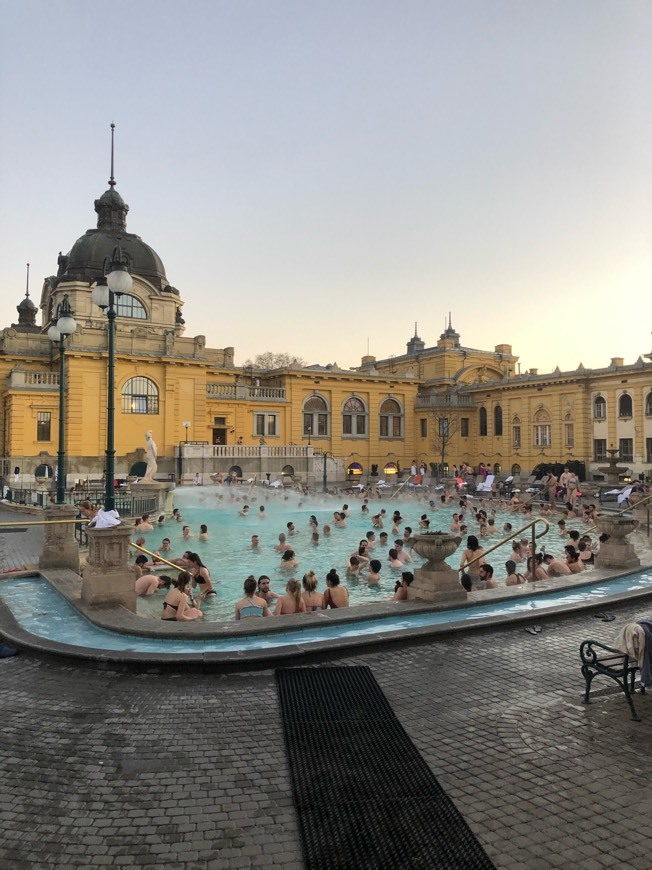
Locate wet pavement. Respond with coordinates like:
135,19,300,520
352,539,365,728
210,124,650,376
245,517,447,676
1,507,652,868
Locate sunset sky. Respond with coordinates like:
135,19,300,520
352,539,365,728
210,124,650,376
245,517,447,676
1,0,650,374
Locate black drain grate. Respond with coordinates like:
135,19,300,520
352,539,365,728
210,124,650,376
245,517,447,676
276,666,495,870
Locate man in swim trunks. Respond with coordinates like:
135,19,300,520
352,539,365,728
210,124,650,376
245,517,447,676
257,575,280,605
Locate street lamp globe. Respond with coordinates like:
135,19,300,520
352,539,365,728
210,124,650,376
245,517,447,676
92,277,110,309
106,262,133,294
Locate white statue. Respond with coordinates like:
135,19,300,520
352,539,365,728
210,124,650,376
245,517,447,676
143,430,158,481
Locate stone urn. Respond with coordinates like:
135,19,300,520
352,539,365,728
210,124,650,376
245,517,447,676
594,515,640,570
407,531,466,604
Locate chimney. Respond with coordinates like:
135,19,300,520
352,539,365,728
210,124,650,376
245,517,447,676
610,357,624,367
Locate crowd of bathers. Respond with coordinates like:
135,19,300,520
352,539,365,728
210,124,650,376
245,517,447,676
118,479,612,621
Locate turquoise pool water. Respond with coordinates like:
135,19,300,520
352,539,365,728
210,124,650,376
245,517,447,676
136,488,582,620
1,570,651,654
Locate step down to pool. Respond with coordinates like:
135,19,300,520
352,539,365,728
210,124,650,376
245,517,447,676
276,666,495,870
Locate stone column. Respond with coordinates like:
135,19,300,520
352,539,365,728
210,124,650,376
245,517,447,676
39,504,80,573
81,522,136,612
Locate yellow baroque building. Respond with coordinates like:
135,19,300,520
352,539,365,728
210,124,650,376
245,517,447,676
1,176,651,487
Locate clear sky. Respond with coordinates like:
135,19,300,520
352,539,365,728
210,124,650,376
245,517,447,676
1,0,650,374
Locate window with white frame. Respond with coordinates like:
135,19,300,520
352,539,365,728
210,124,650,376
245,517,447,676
254,413,278,437
115,294,147,319
533,408,551,447
342,397,367,436
379,398,403,437
303,395,329,437
37,411,51,441
564,423,574,447
593,396,606,419
594,439,607,461
512,416,521,448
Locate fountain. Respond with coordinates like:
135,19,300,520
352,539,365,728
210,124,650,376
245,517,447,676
407,531,467,604
594,514,640,569
597,447,631,486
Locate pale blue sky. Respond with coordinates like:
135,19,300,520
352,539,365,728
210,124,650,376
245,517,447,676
1,0,650,372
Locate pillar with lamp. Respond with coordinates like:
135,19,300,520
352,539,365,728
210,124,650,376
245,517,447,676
47,294,77,503
91,246,132,511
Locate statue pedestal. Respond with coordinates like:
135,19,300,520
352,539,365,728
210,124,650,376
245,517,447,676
81,522,136,612
39,504,80,573
130,481,174,516
595,516,640,570
406,532,467,604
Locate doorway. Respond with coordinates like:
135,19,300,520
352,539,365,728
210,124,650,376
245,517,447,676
212,428,227,446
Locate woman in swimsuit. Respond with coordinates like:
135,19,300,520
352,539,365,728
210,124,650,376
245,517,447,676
161,572,203,621
321,569,349,609
274,579,307,615
187,552,216,599
301,571,323,611
459,535,486,588
235,576,270,620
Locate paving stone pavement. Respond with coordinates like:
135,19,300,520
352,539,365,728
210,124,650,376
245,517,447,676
1,601,651,869
0,508,44,571
1,513,652,868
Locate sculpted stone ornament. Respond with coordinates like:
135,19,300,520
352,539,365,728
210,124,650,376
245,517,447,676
143,430,158,481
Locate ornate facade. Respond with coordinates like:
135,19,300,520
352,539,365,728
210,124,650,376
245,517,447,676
2,178,651,485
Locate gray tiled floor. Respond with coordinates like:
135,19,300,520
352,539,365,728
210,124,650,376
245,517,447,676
1,509,652,868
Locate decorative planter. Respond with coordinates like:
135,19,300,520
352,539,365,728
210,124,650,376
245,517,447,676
407,531,466,604
594,515,640,570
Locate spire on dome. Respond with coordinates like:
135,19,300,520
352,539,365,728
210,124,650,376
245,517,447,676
15,263,37,328
94,122,129,232
440,312,460,346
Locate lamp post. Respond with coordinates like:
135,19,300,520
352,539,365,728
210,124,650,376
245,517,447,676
307,426,312,447
47,295,77,504
92,246,132,511
322,452,336,493
183,421,191,443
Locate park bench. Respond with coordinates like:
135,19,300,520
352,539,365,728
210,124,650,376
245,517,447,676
580,639,645,721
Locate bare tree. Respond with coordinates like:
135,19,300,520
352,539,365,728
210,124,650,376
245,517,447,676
242,352,306,370
429,414,459,478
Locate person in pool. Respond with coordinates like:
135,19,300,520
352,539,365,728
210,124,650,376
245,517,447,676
274,579,307,616
235,576,270,620
161,572,203,621
321,570,349,609
301,571,323,611
187,552,216,599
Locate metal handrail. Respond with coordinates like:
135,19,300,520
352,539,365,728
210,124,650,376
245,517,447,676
130,541,181,573
585,491,652,535
459,517,550,571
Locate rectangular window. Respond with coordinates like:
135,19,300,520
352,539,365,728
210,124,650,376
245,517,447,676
391,417,401,437
533,424,551,447
564,423,574,447
213,417,226,425
380,417,388,437
647,438,652,463
512,425,521,448
317,414,328,436
438,417,449,438
37,411,51,442
356,415,366,436
420,418,427,438
460,417,469,438
594,439,607,461
255,413,279,437
303,413,313,435
619,438,633,462
343,415,352,435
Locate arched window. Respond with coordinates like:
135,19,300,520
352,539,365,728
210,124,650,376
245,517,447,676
347,462,363,477
493,462,501,475
511,463,521,476
379,398,403,437
115,294,147,319
494,405,503,436
122,376,159,414
533,408,551,447
618,393,633,418
512,416,521,448
646,392,652,416
342,396,367,436
593,396,606,419
479,407,488,436
303,394,330,437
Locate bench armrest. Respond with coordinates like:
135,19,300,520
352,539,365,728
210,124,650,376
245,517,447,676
580,639,631,667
